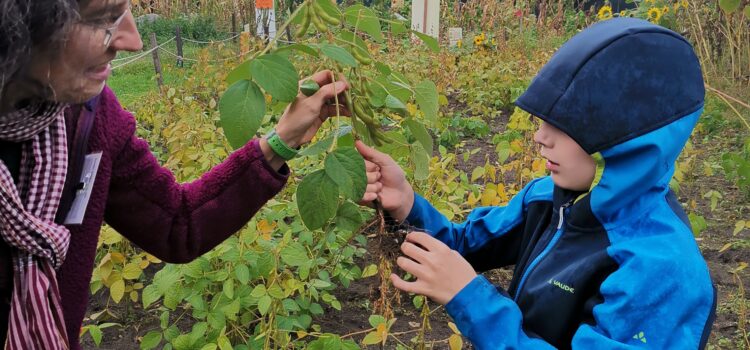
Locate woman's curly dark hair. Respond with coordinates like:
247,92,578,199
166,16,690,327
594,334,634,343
0,0,80,95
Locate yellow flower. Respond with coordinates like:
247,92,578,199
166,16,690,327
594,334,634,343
647,7,662,22
681,0,688,8
597,5,613,20
474,36,483,46
491,38,497,46
619,10,626,16
673,3,680,11
662,5,669,13
457,40,462,48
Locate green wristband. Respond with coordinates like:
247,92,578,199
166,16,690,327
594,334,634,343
264,130,298,161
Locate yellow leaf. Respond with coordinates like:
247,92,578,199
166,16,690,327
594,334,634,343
377,322,388,346
734,221,746,235
361,331,382,345
361,264,378,278
98,260,113,281
110,279,125,303
467,192,479,206
732,262,748,274
481,188,497,207
122,263,142,280
719,242,734,253
110,252,126,264
449,334,463,350
447,322,460,334
100,227,122,245
471,167,485,182
139,259,150,269
129,290,139,303
296,331,307,340
146,254,162,264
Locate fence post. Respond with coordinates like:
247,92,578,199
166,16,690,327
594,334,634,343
149,33,164,89
232,12,238,43
175,26,184,67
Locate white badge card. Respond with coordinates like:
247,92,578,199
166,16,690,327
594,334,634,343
64,152,102,225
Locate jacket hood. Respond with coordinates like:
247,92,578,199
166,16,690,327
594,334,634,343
516,18,705,226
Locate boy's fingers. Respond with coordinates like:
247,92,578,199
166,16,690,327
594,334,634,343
367,171,381,183
405,231,444,252
355,140,393,165
365,183,382,194
359,193,378,205
396,256,426,279
365,160,380,172
390,274,423,295
400,241,428,264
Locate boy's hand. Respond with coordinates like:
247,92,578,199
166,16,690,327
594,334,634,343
355,141,414,222
390,231,477,305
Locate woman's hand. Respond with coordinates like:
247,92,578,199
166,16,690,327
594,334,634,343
391,232,477,305
275,70,350,148
355,141,414,222
260,70,349,169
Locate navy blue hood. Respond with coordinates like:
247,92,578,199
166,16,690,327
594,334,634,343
515,18,704,154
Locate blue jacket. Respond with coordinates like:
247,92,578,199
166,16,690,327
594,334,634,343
405,18,715,349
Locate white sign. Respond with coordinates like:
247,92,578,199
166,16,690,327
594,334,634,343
448,27,462,47
255,9,277,39
411,0,440,39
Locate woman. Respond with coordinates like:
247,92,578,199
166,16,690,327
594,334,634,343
0,0,348,348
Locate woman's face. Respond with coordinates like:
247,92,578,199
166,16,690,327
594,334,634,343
27,0,143,103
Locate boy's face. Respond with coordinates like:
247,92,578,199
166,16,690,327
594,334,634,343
534,121,596,191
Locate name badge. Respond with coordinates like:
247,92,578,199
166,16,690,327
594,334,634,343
64,152,102,225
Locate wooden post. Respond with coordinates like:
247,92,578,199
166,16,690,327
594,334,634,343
149,33,164,89
232,12,238,42
175,26,184,68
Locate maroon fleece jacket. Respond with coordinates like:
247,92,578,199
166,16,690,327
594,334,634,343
0,86,289,348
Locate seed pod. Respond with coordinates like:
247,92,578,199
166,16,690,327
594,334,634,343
300,80,320,97
308,3,328,32
294,5,311,38
351,48,372,65
313,0,341,26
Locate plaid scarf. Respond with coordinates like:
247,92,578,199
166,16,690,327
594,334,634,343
0,102,71,349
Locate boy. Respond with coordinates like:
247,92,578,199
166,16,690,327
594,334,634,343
356,18,715,349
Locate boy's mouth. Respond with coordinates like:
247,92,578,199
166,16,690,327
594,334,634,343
546,159,560,172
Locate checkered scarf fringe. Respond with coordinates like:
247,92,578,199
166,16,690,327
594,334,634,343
0,102,71,349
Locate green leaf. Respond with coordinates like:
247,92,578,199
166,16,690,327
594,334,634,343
324,148,366,201
391,21,408,35
258,295,273,315
219,80,266,150
412,30,439,52
226,60,252,85
316,0,342,18
412,295,424,309
719,0,741,13
496,141,511,164
385,94,408,115
172,334,194,350
336,202,364,231
223,279,234,299
344,5,384,42
336,30,370,53
404,118,433,156
368,315,386,327
298,126,352,157
163,283,182,310
142,285,160,309
218,335,233,350
688,213,708,236
274,43,320,57
250,54,300,103
319,44,358,67
744,5,750,18
268,284,285,299
235,264,250,285
411,142,430,181
281,241,309,267
296,170,339,230
414,80,439,126
87,326,103,346
140,330,163,350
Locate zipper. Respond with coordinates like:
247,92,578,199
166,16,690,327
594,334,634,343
513,201,572,302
